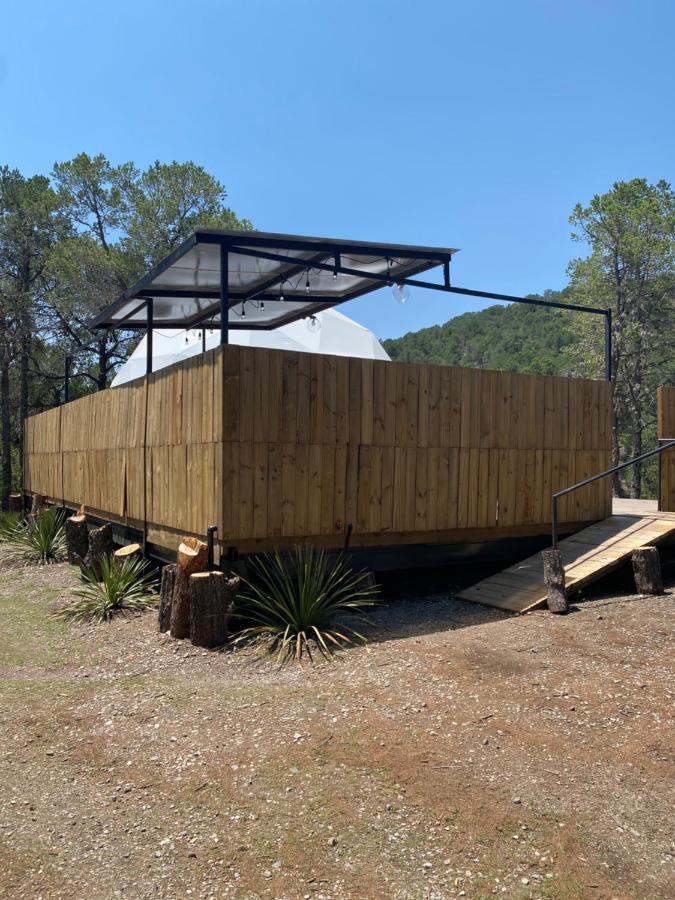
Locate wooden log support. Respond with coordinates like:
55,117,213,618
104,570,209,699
158,564,177,632
65,514,88,565
170,538,208,639
542,549,568,614
78,522,114,579
632,547,663,595
30,494,46,517
114,543,141,563
189,571,233,648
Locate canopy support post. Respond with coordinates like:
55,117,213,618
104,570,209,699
220,244,229,345
146,297,153,375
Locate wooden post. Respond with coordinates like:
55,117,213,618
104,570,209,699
114,543,141,563
158,564,177,632
542,549,568,614
65,514,88,565
77,522,114,579
189,571,231,648
632,547,663,595
170,538,208,639
30,494,46,517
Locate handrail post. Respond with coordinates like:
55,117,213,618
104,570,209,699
604,309,612,381
551,495,558,550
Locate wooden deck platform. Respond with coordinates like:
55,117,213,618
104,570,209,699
456,506,675,613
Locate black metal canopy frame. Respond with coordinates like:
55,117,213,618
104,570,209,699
90,229,613,381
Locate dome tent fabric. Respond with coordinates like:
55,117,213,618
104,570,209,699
111,308,390,387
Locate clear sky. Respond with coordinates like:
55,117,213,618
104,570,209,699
1,0,673,340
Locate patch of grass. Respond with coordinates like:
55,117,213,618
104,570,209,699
3,507,67,565
0,578,70,667
0,510,20,540
231,544,380,663
55,554,158,622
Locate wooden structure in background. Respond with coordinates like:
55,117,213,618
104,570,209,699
657,386,675,512
24,346,612,557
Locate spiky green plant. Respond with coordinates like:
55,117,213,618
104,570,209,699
56,555,158,622
4,507,67,565
231,544,380,663
0,511,20,542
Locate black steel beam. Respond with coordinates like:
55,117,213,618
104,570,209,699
146,298,153,375
220,244,229,346
196,229,455,261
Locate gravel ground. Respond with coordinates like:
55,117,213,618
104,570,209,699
0,550,673,899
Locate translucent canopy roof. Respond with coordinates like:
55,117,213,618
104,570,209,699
91,229,457,331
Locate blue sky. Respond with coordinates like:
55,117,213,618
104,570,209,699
1,0,673,339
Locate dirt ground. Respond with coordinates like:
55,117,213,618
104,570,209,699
0,551,673,900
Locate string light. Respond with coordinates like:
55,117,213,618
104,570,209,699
305,269,310,293
259,299,265,311
241,303,246,318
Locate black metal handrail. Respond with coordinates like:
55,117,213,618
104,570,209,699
551,439,675,549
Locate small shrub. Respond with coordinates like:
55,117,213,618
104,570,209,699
0,511,20,541
56,555,158,622
231,544,380,663
4,507,67,565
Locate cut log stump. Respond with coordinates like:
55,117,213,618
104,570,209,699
542,549,568,614
30,494,46,517
8,493,22,513
170,538,208,639
114,543,141,563
189,572,231,648
632,547,663,595
158,564,177,632
65,515,88,565
78,522,114,579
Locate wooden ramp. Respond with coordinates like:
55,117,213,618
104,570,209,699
456,513,675,613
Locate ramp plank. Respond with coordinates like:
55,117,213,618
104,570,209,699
456,514,675,613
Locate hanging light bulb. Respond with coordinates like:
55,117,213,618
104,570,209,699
306,315,321,333
386,258,393,286
305,269,311,293
241,302,246,318
184,331,189,344
279,281,285,302
260,299,265,311
392,282,410,304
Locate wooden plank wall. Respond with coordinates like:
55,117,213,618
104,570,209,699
657,386,675,512
24,350,224,547
24,347,612,553
218,347,612,546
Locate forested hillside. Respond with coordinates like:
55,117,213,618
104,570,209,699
382,291,581,377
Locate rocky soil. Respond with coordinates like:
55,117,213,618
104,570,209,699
0,552,673,899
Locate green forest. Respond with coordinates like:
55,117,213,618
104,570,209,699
1,163,673,505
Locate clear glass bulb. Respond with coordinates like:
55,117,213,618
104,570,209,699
392,282,410,304
306,315,321,333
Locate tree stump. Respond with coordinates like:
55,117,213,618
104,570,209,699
632,547,663,595
65,514,88,565
542,549,568,614
114,543,141,563
170,538,208,639
158,564,177,632
8,493,22,513
189,571,235,648
30,494,46,517
78,522,114,579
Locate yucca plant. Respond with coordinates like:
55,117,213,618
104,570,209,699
4,507,67,565
0,511,20,542
56,554,158,622
231,544,380,663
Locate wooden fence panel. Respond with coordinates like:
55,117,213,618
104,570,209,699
657,386,675,512
24,346,613,552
